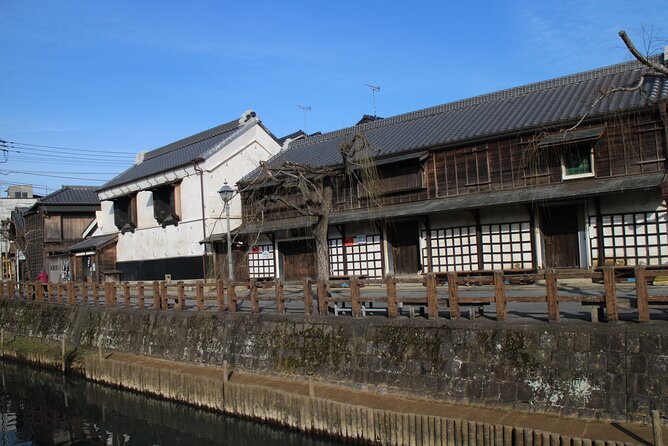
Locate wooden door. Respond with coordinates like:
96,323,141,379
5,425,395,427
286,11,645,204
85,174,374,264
280,239,317,281
540,206,580,268
388,221,420,274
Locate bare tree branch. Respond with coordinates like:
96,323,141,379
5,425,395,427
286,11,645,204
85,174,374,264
619,30,668,77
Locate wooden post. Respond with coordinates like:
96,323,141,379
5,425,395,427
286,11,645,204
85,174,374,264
636,265,649,323
317,279,328,315
160,282,168,309
67,282,75,305
222,360,229,383
56,283,63,304
123,282,131,308
386,276,398,318
350,277,361,317
152,281,161,309
104,283,111,306
137,282,145,309
250,280,259,313
426,273,438,319
447,272,460,320
228,282,237,313
216,280,225,313
81,283,89,305
177,283,185,311
0,281,4,300
603,266,618,322
1,328,3,359
303,279,313,316
92,283,99,306
546,269,559,322
652,410,663,446
196,281,204,311
36,281,44,302
275,279,285,314
48,283,55,303
61,337,66,373
8,281,15,299
494,271,507,321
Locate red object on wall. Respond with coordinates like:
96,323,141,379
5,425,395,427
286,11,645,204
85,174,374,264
344,237,355,247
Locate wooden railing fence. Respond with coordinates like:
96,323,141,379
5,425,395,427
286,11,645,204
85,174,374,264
2,265,667,323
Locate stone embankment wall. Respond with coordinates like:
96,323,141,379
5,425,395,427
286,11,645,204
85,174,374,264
0,299,665,425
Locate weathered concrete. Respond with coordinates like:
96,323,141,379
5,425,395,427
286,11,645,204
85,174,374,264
0,299,667,425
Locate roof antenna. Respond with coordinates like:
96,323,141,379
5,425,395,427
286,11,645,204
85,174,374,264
363,83,381,116
296,105,312,133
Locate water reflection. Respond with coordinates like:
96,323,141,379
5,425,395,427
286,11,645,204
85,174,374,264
0,362,346,446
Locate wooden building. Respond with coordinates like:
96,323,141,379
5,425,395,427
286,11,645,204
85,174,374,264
22,186,100,282
239,55,668,281
69,233,118,282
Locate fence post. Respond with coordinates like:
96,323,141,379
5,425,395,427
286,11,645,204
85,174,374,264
176,283,185,311
228,282,237,313
303,279,313,316
603,266,618,322
82,283,89,306
250,280,259,313
92,283,99,306
317,280,328,315
350,277,361,317
124,282,131,308
110,283,118,307
426,273,438,319
8,281,15,299
152,281,161,309
67,282,75,305
56,283,62,304
447,272,460,320
137,282,145,309
47,283,54,303
494,271,507,321
36,281,44,302
651,410,663,446
275,279,285,314
160,282,168,309
0,281,4,300
216,280,225,313
196,281,204,311
386,276,398,318
546,269,559,322
635,265,649,323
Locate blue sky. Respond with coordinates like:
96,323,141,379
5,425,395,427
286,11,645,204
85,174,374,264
0,0,666,194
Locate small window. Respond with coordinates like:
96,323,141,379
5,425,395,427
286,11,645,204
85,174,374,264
113,194,137,233
562,143,595,179
152,183,181,227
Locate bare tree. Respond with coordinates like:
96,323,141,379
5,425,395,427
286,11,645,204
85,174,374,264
241,131,378,281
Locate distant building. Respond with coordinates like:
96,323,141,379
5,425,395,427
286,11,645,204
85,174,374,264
0,185,38,280
22,186,100,282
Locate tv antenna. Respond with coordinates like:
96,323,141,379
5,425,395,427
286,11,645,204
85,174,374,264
363,83,381,116
296,105,312,133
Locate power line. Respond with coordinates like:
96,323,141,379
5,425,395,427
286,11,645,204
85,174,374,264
7,144,134,159
0,170,108,181
5,139,136,155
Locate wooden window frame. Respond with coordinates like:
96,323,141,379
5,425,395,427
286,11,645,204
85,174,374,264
561,142,595,180
152,183,181,227
113,194,138,234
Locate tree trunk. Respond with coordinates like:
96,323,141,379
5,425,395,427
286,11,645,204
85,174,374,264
313,185,333,281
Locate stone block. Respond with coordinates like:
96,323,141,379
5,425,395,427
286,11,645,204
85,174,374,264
572,332,591,352
608,333,625,352
628,355,647,374
640,334,660,354
499,383,518,403
587,352,606,373
590,333,609,351
650,354,668,376
517,383,533,403
605,392,627,415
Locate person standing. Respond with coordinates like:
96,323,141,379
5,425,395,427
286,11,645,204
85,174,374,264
37,270,48,298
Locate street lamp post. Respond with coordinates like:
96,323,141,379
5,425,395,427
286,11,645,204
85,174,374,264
218,182,235,282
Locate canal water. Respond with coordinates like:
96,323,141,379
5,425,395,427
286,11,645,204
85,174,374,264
0,361,347,446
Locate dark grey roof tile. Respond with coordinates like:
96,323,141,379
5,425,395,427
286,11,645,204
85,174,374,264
39,186,100,206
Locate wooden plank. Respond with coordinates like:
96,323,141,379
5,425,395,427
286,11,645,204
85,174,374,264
82,283,88,305
317,280,328,315
447,272,461,320
275,279,285,314
160,282,168,309
196,281,204,311
350,277,361,318
176,283,185,311
152,281,161,309
426,273,439,319
36,281,44,302
216,280,225,313
635,265,649,323
228,283,237,313
603,267,618,322
546,269,559,322
67,282,75,305
303,279,313,315
250,280,259,313
124,282,131,308
137,282,145,309
494,271,507,321
386,276,398,318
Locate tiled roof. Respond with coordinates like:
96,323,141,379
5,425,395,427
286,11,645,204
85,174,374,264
99,118,244,191
260,55,668,171
69,233,117,252
38,186,100,206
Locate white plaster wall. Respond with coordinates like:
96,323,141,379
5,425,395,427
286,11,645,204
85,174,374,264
102,120,280,264
595,191,665,215
96,201,115,236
